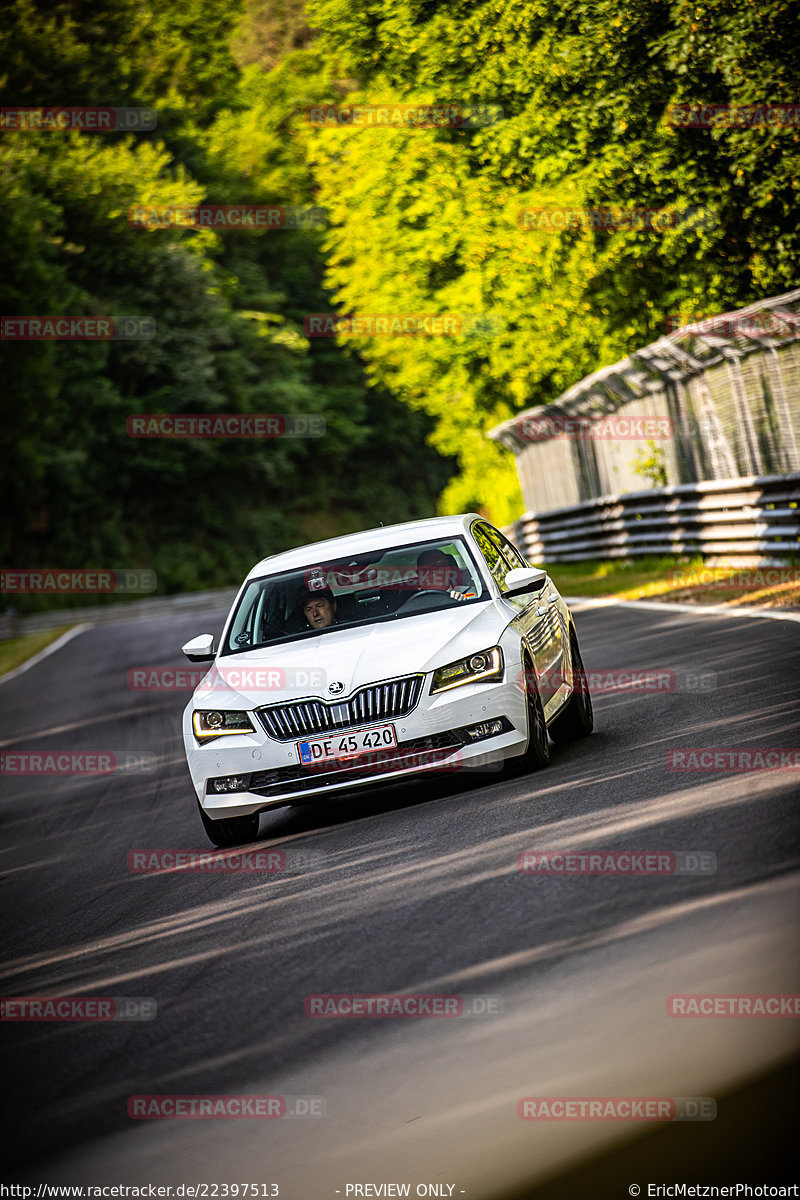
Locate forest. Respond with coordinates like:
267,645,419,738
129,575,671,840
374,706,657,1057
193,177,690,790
2,0,796,605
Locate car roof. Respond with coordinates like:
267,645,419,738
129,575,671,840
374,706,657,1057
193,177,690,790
245,513,485,579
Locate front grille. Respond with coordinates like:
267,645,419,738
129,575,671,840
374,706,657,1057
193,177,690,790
256,674,424,741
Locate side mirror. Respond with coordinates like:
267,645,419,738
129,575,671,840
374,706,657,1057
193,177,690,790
181,633,216,663
502,567,548,597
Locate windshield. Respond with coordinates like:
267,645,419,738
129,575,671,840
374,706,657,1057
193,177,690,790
221,535,488,655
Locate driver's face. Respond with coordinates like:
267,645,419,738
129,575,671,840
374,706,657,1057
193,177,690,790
418,552,452,590
304,597,335,628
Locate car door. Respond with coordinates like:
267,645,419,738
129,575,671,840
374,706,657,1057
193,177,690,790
475,522,565,716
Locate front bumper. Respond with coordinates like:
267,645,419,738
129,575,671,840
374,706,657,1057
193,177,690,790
183,672,529,819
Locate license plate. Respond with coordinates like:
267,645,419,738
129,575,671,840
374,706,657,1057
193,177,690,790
297,723,397,765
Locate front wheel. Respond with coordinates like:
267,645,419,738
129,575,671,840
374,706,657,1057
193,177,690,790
518,660,550,770
197,801,260,848
549,629,593,743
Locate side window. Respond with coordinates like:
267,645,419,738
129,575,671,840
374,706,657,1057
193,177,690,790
227,589,260,649
490,527,528,572
471,522,507,590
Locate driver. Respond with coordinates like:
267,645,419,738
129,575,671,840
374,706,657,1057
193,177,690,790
416,549,468,602
301,587,337,629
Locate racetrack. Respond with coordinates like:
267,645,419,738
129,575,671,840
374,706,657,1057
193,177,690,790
2,601,799,1194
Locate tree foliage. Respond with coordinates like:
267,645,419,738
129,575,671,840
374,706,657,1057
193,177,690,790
3,0,797,604
1,0,452,609
304,0,799,520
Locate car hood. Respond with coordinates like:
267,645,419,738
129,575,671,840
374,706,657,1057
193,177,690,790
194,601,509,708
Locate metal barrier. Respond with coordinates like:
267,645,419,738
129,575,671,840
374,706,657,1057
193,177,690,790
489,289,800,514
4,477,798,642
506,473,800,564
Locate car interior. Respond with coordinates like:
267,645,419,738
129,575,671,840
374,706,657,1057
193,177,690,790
226,540,482,651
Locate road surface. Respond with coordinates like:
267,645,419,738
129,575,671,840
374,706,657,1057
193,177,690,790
2,600,798,1194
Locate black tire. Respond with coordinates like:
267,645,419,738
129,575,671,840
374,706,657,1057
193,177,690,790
197,801,260,848
519,658,550,769
549,628,593,743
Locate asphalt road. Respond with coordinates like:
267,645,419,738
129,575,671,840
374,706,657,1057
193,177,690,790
2,601,799,1195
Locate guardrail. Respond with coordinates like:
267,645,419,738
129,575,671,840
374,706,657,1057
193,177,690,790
0,587,238,642
4,476,798,641
489,289,800,514
505,473,800,564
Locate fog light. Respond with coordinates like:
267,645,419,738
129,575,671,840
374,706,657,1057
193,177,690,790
465,718,505,741
209,775,250,793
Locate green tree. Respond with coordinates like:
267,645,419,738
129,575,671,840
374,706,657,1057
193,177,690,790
303,0,799,519
1,1,452,608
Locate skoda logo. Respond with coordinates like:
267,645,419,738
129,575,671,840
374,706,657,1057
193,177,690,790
328,681,345,695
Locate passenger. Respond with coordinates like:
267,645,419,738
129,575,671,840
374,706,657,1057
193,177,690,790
416,549,468,601
301,588,338,629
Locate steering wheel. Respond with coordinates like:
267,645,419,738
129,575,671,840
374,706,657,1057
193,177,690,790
398,588,455,611
404,589,446,600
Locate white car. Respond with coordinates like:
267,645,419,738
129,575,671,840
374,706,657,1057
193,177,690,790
181,514,593,846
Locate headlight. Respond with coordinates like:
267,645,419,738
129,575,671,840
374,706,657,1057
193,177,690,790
192,710,255,741
430,646,504,693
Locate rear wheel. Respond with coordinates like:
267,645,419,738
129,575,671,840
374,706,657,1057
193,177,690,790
197,801,260,848
519,658,550,769
549,629,593,743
